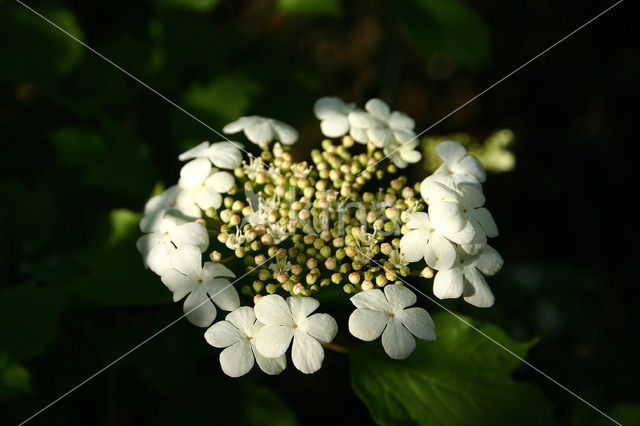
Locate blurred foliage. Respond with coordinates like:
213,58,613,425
0,0,637,424
422,129,516,174
351,312,558,425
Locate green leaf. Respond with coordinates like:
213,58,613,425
0,283,67,360
154,0,220,12
350,312,559,426
277,0,342,16
0,355,32,401
390,0,490,67
0,5,83,83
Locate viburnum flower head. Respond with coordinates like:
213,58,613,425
254,295,338,374
161,245,240,327
205,306,286,377
348,285,436,359
348,98,416,148
136,215,208,275
223,116,298,148
433,245,503,307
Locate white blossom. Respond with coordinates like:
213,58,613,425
177,162,235,211
432,245,503,307
348,285,436,359
136,215,208,275
254,295,338,374
225,228,246,251
347,98,416,148
383,138,422,169
139,185,201,233
421,140,486,191
178,141,244,170
161,245,239,327
269,257,292,275
400,211,474,271
313,96,357,138
223,116,298,147
204,306,286,377
266,222,291,244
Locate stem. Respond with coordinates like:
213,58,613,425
323,342,350,354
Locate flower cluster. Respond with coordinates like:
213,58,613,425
137,96,503,376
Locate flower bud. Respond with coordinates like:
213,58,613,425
343,284,356,294
254,254,266,265
217,232,228,244
348,272,361,285
385,270,397,281
325,257,337,270
331,273,342,284
235,247,246,258
253,280,264,293
380,243,392,256
421,267,435,279
292,283,304,295
250,241,262,251
265,283,278,294
253,294,263,304
361,280,374,290
220,209,232,223
375,274,387,287
261,233,274,246
345,246,357,258
210,251,222,262
281,281,294,292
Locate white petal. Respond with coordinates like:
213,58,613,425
367,127,392,148
349,126,369,143
224,306,256,335
349,289,390,311
429,201,465,234
301,313,337,344
206,171,235,193
433,268,464,299
365,98,390,120
458,182,485,207
180,158,211,187
255,324,294,358
455,155,486,183
405,212,430,230
472,245,503,276
173,222,208,251
463,267,494,307
222,116,251,134
400,230,429,263
424,233,456,270
348,111,378,129
253,346,286,375
389,111,415,130
287,296,319,323
272,120,299,145
207,278,240,312
320,114,349,138
170,244,202,278
219,341,254,377
436,140,467,164
245,119,273,145
314,96,344,118
146,243,177,275
195,187,222,210
384,285,417,311
204,320,242,348
396,307,436,341
203,262,235,279
399,148,421,164
348,308,388,341
208,142,243,169
178,141,210,161
291,330,324,374
183,287,217,327
254,294,294,326
473,207,498,238
381,318,416,359
445,220,475,245
161,269,195,301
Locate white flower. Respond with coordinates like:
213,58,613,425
422,141,486,191
136,216,208,275
139,185,201,233
348,285,436,359
432,245,503,307
347,98,416,148
225,228,246,250
160,245,240,327
177,162,235,211
266,222,290,244
269,257,292,275
223,116,298,147
388,249,408,270
204,306,286,377
399,211,474,271
313,96,357,138
383,138,422,169
178,141,244,170
254,295,338,374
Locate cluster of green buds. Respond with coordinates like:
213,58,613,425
205,136,427,302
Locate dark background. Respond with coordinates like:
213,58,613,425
1,0,637,424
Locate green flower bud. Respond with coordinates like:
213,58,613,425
375,274,387,287
217,232,228,244
261,233,274,246
250,241,262,251
209,251,222,262
320,245,332,259
253,280,264,293
254,254,266,265
343,283,356,294
344,246,357,258
339,263,351,274
361,280,374,290
266,283,278,294
281,281,294,292
324,257,337,270
241,285,252,296
348,272,361,285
